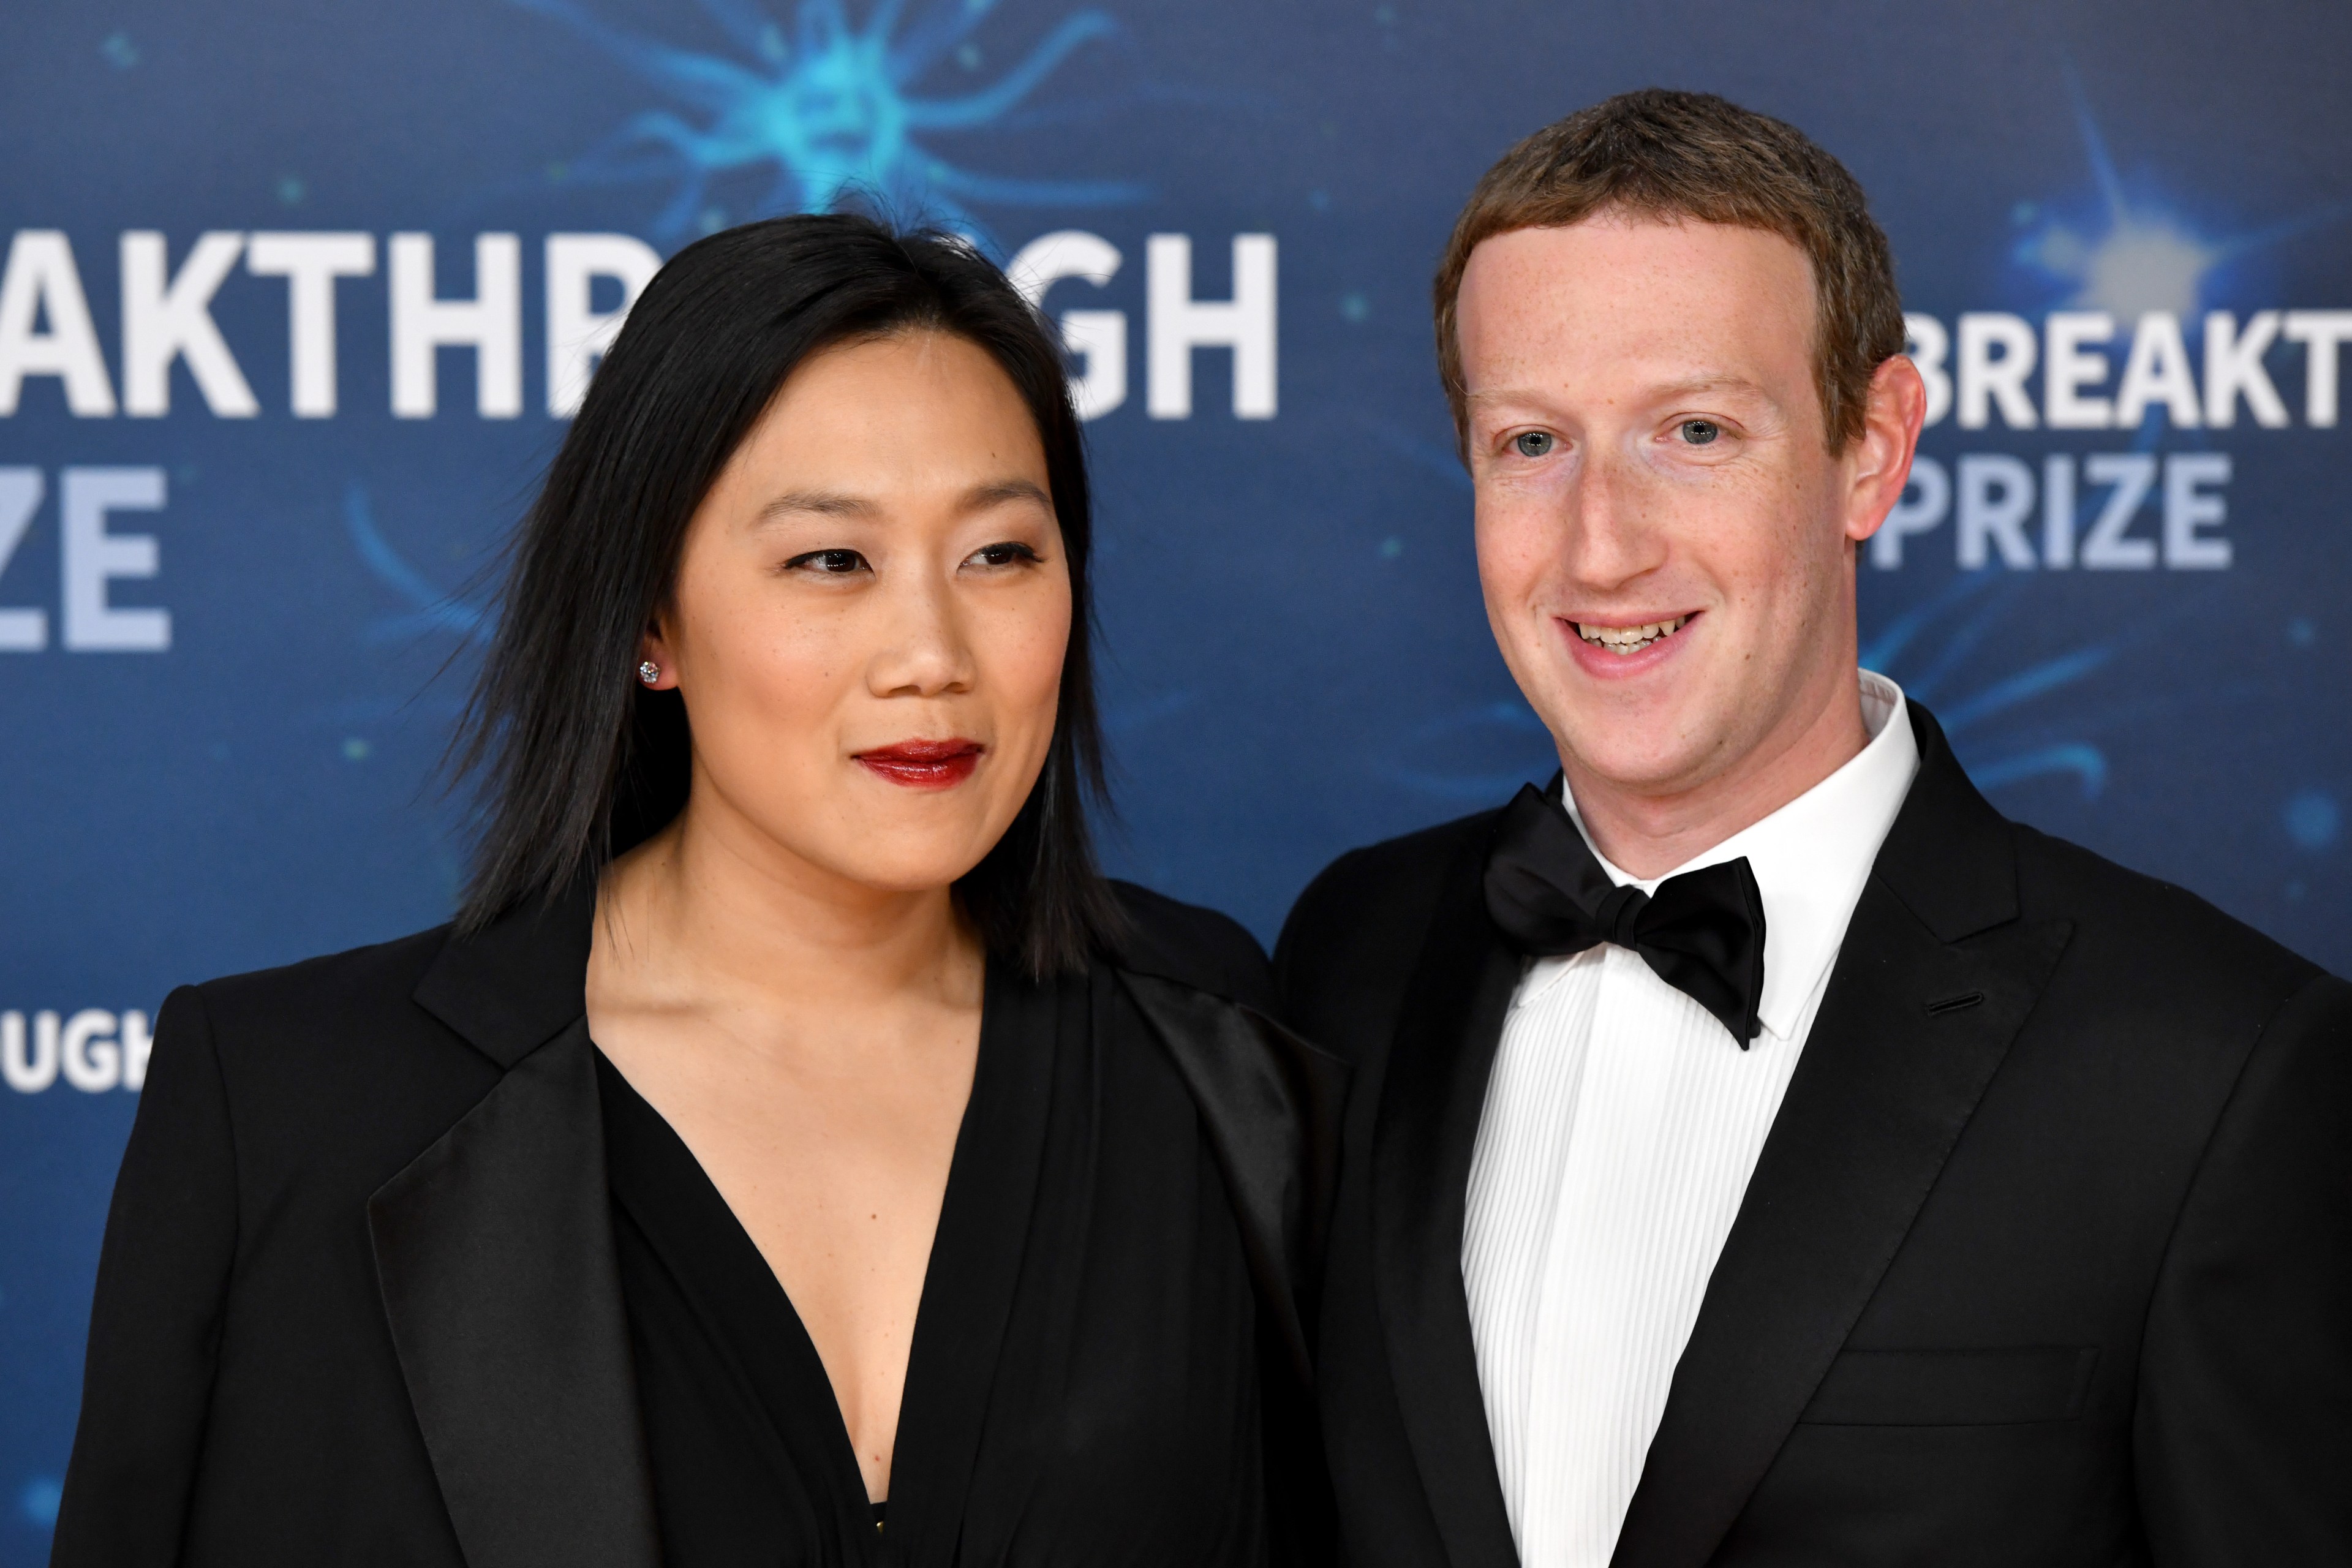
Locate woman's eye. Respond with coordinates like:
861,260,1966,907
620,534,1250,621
1513,431,1556,458
967,541,1041,568
1678,419,1722,446
785,548,867,575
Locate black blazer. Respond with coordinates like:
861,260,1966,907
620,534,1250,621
53,881,1344,1568
1277,704,2352,1568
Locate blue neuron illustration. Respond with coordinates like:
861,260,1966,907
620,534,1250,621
2011,69,2343,317
511,0,1144,243
1382,699,1559,805
1906,69,2339,799
345,483,496,649
1861,571,2114,798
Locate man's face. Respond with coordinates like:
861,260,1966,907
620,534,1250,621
1457,214,1903,805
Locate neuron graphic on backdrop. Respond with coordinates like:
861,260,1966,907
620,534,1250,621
346,484,496,651
342,1,1144,732
1912,74,2339,810
510,0,1144,243
322,486,492,782
2011,70,2342,319
1861,572,2111,795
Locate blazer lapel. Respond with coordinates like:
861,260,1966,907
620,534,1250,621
1117,969,1351,1382
371,889,661,1568
1372,818,1524,1568
1610,706,2073,1568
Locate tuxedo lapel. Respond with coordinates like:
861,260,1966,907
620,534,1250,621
372,889,660,1568
1610,706,2072,1568
1372,819,1524,1568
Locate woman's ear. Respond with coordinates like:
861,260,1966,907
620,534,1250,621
636,616,678,691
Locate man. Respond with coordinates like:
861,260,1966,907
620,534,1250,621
1279,89,2350,1567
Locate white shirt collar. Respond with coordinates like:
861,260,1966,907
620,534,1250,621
1562,670,1920,1039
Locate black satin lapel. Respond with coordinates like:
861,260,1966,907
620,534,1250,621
1373,836,1525,1568
368,1019,660,1568
884,960,1064,1566
1117,970,1352,1381
1609,888,2073,1568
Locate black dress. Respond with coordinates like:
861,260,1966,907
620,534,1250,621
50,880,1342,1568
598,961,1273,1566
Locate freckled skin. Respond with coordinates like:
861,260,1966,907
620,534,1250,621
1456,216,1927,875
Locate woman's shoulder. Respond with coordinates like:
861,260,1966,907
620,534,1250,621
139,921,515,1214
189,922,459,1042
172,919,514,1131
1102,881,1276,1016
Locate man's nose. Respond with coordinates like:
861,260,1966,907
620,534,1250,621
1561,446,1667,591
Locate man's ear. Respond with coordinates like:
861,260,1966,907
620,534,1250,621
1844,355,1929,545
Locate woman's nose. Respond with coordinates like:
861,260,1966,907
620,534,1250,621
867,570,976,698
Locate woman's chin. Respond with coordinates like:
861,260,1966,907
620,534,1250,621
793,832,997,901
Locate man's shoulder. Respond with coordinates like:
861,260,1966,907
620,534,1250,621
2007,821,2328,1008
1273,809,1501,1054
1284,810,1496,948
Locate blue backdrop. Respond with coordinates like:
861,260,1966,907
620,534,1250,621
5,0,2349,1555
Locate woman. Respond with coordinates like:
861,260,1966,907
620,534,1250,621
53,215,1340,1568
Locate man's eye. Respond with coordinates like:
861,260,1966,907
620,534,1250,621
1679,419,1722,445
967,541,1040,568
786,548,867,575
1513,431,1555,458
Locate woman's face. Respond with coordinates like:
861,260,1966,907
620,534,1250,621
645,330,1072,897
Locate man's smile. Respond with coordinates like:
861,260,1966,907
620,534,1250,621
1569,613,1695,655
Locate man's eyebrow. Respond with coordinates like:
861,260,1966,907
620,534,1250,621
1464,374,1779,412
1651,374,1774,401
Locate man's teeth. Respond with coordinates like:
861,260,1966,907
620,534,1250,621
1575,614,1690,654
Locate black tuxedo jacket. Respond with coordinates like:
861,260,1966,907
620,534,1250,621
52,880,1343,1568
1277,704,2352,1568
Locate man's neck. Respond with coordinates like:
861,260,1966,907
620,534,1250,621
1564,671,1871,880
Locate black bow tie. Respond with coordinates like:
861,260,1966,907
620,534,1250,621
1482,778,1768,1046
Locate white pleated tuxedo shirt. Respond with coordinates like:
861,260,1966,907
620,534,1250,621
1461,670,1920,1568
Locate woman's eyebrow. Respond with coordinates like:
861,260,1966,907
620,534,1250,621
752,478,1050,524
756,488,877,522
961,478,1052,513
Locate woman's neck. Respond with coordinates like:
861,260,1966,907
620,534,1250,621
592,794,984,1028
582,791,988,1513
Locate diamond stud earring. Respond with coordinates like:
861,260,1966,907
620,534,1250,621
637,660,661,685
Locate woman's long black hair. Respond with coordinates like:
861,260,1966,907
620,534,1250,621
450,213,1122,975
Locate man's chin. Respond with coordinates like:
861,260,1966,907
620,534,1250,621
1550,712,1730,803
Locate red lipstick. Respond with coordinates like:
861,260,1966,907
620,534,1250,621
854,738,985,790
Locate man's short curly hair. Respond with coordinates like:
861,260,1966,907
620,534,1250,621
1434,88,1906,453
